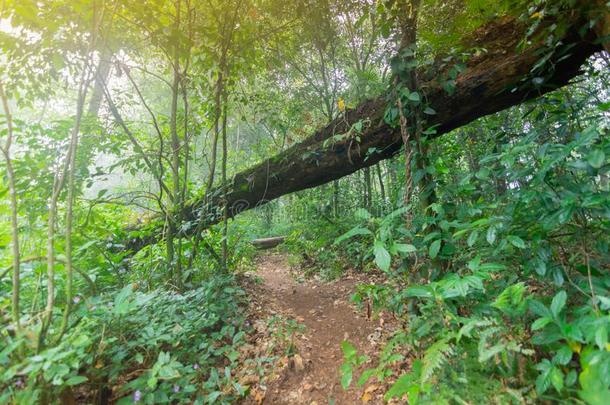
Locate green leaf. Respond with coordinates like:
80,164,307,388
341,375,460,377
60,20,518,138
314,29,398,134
550,291,567,318
423,107,436,115
535,360,552,394
429,240,441,259
394,243,417,253
341,341,357,360
531,317,552,331
340,363,353,390
578,358,610,404
206,391,222,403
233,330,245,344
479,262,506,272
76,240,97,255
357,369,376,387
113,284,134,316
476,167,490,180
65,376,88,386
492,282,526,314
586,150,605,169
507,235,526,249
468,255,481,271
530,300,552,318
550,367,564,392
486,226,497,245
467,230,479,247
374,241,391,272
478,343,505,362
595,324,607,350
384,372,417,400
566,369,577,386
404,286,433,298
421,339,452,383
334,227,372,244
554,346,572,365
408,91,421,102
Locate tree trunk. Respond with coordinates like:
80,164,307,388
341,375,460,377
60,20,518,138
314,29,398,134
0,82,21,334
40,64,91,349
252,236,285,249
332,180,340,217
125,15,602,253
221,95,229,271
363,166,372,210
375,163,386,208
87,54,112,116
206,69,223,193
395,0,421,216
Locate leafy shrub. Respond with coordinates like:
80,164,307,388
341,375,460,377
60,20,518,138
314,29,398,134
338,80,609,403
1,275,248,404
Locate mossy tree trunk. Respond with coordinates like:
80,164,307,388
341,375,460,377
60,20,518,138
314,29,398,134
126,14,603,253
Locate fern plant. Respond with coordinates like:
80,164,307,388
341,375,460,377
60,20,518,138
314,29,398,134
420,338,454,385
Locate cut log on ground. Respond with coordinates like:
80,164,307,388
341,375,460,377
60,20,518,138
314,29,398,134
251,236,286,249
125,11,606,253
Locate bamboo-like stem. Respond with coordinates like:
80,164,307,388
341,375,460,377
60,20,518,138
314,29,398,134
0,81,22,335
221,94,228,271
41,2,101,344
168,0,182,288
56,71,92,342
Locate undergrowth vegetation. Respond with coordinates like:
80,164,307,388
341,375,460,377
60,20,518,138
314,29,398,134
2,274,250,403
280,63,610,403
1,0,608,403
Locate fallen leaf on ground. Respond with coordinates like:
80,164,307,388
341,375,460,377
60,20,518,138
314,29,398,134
251,387,265,404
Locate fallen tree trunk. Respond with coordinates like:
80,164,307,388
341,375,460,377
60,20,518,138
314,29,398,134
252,236,286,249
126,14,604,253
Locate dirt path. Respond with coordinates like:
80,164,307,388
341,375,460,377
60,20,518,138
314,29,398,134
244,252,391,405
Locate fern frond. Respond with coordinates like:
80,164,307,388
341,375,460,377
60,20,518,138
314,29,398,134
457,317,493,342
492,282,526,315
421,338,454,386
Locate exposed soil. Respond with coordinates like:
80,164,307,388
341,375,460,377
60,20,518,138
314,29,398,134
240,252,398,405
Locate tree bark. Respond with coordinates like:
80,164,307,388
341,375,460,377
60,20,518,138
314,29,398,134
221,94,229,271
252,236,285,249
125,15,602,253
363,167,372,210
87,55,111,116
375,163,386,207
332,180,340,217
394,0,421,217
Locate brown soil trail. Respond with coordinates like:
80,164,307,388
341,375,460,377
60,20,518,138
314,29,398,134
246,252,391,405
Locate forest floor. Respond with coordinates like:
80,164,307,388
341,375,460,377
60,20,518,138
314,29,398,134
238,251,402,405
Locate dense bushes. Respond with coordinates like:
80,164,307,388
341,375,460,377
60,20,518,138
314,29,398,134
280,64,609,403
1,276,248,404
